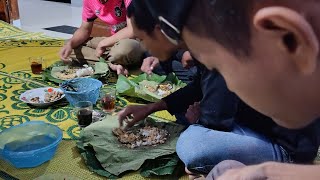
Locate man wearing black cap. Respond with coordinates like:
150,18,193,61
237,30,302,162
122,0,320,179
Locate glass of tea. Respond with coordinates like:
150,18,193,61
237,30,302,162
100,87,116,113
29,57,43,74
74,101,93,128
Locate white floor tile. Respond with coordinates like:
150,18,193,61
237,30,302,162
18,0,82,39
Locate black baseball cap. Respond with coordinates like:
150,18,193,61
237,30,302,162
144,0,194,45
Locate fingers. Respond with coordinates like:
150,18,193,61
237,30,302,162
186,106,195,117
123,68,129,76
141,57,159,75
182,60,195,69
116,66,122,75
186,102,201,124
118,107,132,127
95,43,107,58
118,107,139,130
108,63,129,76
182,51,192,61
124,117,138,130
182,51,195,69
150,57,159,69
108,63,117,71
60,48,70,61
141,57,153,73
116,65,128,76
118,105,149,129
60,52,71,62
96,48,104,58
185,109,193,120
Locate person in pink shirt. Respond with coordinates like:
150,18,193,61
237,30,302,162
59,0,142,75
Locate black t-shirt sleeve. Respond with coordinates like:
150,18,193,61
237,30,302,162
163,68,202,114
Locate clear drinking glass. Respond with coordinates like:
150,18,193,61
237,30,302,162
29,57,43,74
100,87,116,113
74,101,93,128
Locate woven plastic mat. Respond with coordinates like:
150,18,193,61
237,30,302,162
0,140,189,180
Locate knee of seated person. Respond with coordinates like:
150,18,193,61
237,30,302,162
176,127,207,166
176,126,204,149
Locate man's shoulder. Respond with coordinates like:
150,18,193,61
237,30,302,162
83,0,97,8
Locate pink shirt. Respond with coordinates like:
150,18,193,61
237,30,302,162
82,0,132,34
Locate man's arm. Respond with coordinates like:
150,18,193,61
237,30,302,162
216,162,320,180
67,21,93,48
263,162,320,180
118,100,168,129
163,68,203,114
118,74,202,128
59,21,93,60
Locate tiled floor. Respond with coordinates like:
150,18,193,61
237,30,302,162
18,0,82,39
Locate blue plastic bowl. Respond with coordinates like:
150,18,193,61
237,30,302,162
0,121,62,168
60,78,102,106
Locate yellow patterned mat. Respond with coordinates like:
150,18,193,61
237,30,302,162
0,47,175,140
0,20,64,47
0,20,176,140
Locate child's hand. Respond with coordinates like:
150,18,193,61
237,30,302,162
140,56,160,75
108,63,129,76
181,51,195,69
96,41,107,57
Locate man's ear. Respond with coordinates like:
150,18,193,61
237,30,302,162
253,7,319,74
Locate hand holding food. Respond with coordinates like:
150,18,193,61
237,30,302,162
140,57,160,75
59,44,73,62
108,63,129,76
118,105,152,129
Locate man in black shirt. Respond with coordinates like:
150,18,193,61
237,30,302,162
119,0,320,179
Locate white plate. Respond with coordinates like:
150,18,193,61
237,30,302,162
19,87,65,107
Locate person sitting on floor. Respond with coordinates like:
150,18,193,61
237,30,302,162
59,0,142,75
136,0,320,179
117,1,319,179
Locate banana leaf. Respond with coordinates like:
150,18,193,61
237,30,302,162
116,73,186,102
76,141,118,179
140,154,185,178
77,140,184,178
77,115,185,176
42,60,109,84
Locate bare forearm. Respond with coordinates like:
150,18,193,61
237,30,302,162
67,28,91,48
263,162,320,180
147,100,168,114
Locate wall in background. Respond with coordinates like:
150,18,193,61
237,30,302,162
71,0,82,7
